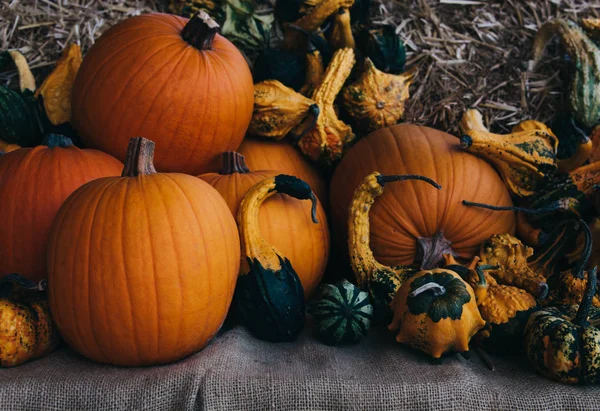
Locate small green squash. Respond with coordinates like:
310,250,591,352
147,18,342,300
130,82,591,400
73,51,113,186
525,266,600,384
311,279,373,345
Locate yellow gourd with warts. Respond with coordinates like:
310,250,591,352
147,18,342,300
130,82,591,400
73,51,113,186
342,58,415,133
248,80,319,140
328,8,355,50
459,110,558,197
234,174,319,342
348,171,440,323
293,48,356,166
35,44,82,126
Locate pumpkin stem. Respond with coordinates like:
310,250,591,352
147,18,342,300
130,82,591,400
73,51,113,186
219,151,250,175
572,219,593,279
574,266,598,327
409,282,446,298
44,134,73,148
377,174,442,189
415,231,455,270
181,11,220,50
122,137,157,177
461,199,576,216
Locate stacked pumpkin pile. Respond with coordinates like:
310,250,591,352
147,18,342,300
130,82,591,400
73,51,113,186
1,1,600,388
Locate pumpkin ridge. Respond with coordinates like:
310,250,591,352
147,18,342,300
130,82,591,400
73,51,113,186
80,179,122,363
74,33,180,110
120,44,191,154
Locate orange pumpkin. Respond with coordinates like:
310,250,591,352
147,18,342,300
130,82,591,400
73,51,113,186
48,137,240,367
71,12,254,175
237,137,327,206
199,152,329,298
330,124,516,269
0,135,122,282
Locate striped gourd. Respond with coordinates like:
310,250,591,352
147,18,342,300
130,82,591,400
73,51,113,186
311,279,373,345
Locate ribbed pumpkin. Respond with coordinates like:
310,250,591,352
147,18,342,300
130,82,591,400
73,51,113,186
199,152,329,298
237,137,327,206
71,12,254,175
330,124,516,269
0,135,122,282
47,137,240,367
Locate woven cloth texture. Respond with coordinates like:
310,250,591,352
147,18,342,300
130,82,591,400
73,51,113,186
0,324,597,410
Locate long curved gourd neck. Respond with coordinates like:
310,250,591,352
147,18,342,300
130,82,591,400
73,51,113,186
238,174,318,274
575,267,598,326
572,219,593,280
122,137,157,177
348,172,441,287
181,11,219,51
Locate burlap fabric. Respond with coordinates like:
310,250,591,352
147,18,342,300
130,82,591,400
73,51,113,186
1,324,597,410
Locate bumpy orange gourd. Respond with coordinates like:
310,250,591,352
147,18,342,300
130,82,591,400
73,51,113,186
48,137,240,367
199,152,329,298
0,135,122,282
330,124,515,269
71,12,254,175
237,137,327,205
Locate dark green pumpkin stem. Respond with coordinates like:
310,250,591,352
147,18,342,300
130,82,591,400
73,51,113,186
474,265,497,288
122,137,157,177
572,219,593,280
377,174,442,190
181,11,219,50
219,152,250,174
290,104,320,143
45,134,73,148
273,174,319,224
574,267,598,327
461,199,577,215
0,273,46,298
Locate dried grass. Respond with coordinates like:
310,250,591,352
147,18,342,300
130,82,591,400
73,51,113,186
1,0,599,134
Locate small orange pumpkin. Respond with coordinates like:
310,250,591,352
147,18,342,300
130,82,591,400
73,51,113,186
0,135,122,281
48,137,240,366
199,152,329,298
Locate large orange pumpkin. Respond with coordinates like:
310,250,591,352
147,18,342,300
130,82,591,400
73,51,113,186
48,137,240,366
237,137,327,206
199,152,329,298
330,124,516,269
0,135,122,282
71,12,254,175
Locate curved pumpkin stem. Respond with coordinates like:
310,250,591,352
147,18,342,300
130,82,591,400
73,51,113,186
0,273,46,298
181,11,219,50
44,134,73,149
219,151,250,174
122,137,158,177
348,172,441,287
238,174,318,274
574,267,598,326
572,219,593,280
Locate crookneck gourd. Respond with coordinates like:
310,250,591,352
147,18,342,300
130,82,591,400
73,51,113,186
328,8,355,50
34,43,82,126
235,174,320,342
348,171,441,324
248,80,320,140
299,43,325,97
283,0,354,51
310,279,373,345
444,255,537,353
341,58,415,133
389,268,486,359
533,19,600,129
525,267,600,384
292,47,356,166
460,110,558,197
0,274,60,367
0,51,42,147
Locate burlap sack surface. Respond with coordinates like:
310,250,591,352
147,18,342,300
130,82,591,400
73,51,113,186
0,325,597,410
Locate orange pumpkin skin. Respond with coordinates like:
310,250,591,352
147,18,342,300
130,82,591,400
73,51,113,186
0,138,122,282
330,124,516,268
48,138,240,367
199,152,329,298
237,137,327,206
71,13,254,175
